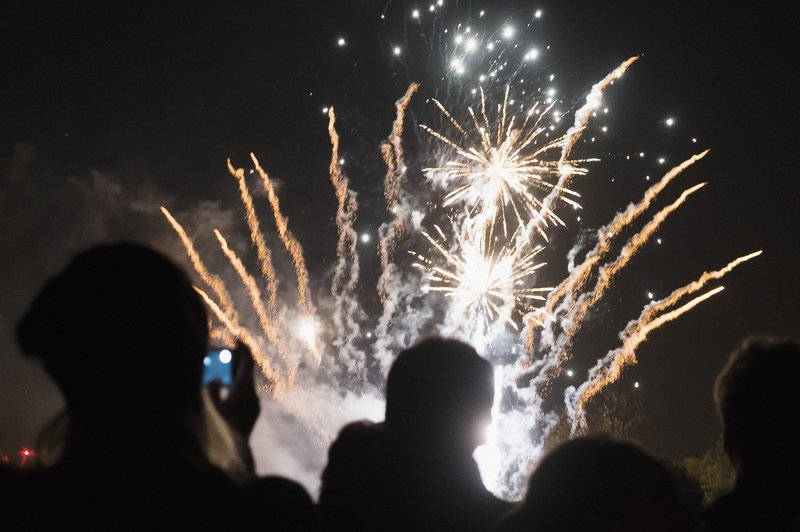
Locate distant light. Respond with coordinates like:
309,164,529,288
339,158,345,165
549,74,555,81
534,9,543,18
603,107,609,113
639,152,645,157
366,332,373,338
576,216,581,221
429,4,435,11
337,37,346,46
479,10,485,17
645,175,650,180
479,74,487,81
360,233,371,243
486,42,494,51
692,137,697,143
601,126,608,132
547,87,556,96
393,46,401,56
322,106,329,113
219,349,232,364
566,369,574,377
665,117,675,126
647,292,654,299
658,157,666,164
437,0,443,5
502,26,514,39
203,356,211,366
465,37,478,51
412,9,420,18
634,381,640,388
657,238,662,244
455,34,463,44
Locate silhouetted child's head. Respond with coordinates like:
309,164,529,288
385,336,494,454
714,335,800,471
16,242,209,424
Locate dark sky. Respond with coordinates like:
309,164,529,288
1,0,798,467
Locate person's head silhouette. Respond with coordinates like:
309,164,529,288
384,335,494,455
713,335,800,476
16,241,246,477
17,242,208,423
499,435,694,532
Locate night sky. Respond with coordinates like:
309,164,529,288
1,0,798,478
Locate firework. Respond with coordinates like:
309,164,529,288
159,8,760,502
421,86,583,242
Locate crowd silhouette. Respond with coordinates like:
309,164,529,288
1,241,797,531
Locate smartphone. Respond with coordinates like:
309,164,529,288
203,346,235,386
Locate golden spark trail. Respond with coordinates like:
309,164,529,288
161,206,239,324
194,286,281,389
571,251,762,413
636,250,761,326
572,286,725,416
327,107,360,297
250,153,316,318
536,181,707,382
525,56,640,246
565,182,707,340
327,107,366,367
226,159,280,320
524,151,712,355
557,55,640,187
213,229,295,382
547,151,709,317
379,82,419,291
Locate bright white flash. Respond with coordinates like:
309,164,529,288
297,318,318,345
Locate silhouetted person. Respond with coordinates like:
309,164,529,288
497,434,696,532
317,419,388,531
319,336,511,531
0,242,315,531
696,336,800,532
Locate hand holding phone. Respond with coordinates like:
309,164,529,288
205,340,260,441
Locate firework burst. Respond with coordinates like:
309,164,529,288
421,86,585,242
411,222,553,335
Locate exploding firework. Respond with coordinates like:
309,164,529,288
160,7,760,500
421,87,584,242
